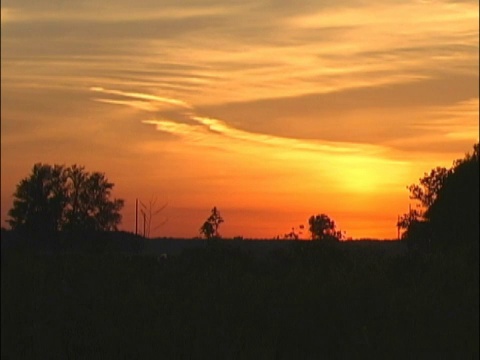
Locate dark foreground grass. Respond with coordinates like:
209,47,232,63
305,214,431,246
1,239,478,359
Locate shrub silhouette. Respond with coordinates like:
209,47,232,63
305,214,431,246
200,206,224,239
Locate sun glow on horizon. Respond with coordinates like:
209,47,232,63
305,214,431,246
135,91,415,239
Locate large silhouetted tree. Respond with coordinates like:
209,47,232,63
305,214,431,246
403,143,479,249
7,163,124,236
308,214,342,241
425,144,479,246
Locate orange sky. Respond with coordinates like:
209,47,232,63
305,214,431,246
1,0,478,239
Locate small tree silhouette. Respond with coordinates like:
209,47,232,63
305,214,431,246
283,225,304,240
308,214,342,241
200,207,224,239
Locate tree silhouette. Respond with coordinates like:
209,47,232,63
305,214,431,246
397,208,421,233
425,143,479,246
396,206,423,241
404,143,479,249
200,207,224,239
200,221,215,239
7,164,68,235
308,214,342,241
408,166,451,208
7,163,124,236
283,225,304,240
398,167,450,246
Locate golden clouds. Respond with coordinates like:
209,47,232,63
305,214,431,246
90,87,191,109
0,5,235,23
3,0,478,106
290,1,478,29
141,110,410,196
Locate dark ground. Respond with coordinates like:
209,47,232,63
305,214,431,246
1,231,478,359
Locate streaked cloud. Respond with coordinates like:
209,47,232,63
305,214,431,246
90,86,192,110
3,0,477,105
1,3,239,23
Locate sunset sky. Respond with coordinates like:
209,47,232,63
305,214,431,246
1,0,478,239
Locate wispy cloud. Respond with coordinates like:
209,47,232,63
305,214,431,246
3,0,477,107
90,85,389,157
144,116,363,153
385,98,480,150
109,84,384,156
1,5,236,23
289,1,478,29
90,86,191,110
189,116,376,154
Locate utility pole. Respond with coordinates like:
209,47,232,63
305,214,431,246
140,209,146,238
143,211,146,238
397,215,400,240
135,198,138,236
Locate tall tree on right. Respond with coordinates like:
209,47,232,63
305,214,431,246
424,143,479,246
405,143,479,249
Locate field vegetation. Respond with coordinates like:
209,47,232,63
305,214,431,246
1,232,478,358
